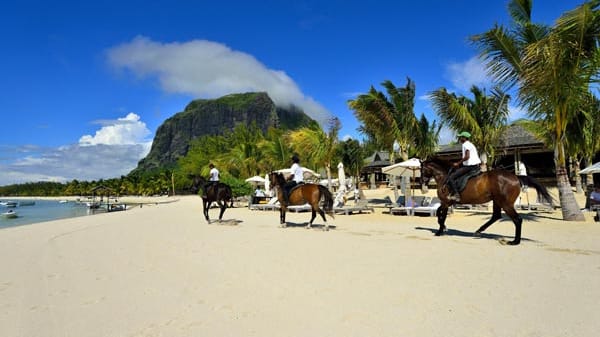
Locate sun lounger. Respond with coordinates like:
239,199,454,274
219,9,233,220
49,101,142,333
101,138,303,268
334,200,374,215
385,196,405,214
412,197,441,216
390,196,426,216
249,197,279,211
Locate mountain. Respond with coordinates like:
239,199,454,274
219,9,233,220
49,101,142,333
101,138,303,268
132,92,315,173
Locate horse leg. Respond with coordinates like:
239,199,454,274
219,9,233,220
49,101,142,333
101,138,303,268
279,208,287,227
317,207,329,231
202,199,210,223
502,206,523,245
435,205,449,236
217,200,226,222
475,203,502,237
307,209,317,229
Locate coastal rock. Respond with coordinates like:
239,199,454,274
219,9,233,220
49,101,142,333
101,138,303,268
133,92,314,173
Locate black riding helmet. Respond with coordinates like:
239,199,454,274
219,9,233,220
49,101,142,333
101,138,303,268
291,154,300,163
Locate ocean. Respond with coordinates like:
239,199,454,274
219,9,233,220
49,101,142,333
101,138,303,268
0,199,98,229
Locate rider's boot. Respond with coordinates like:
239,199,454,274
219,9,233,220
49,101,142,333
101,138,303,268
446,183,460,202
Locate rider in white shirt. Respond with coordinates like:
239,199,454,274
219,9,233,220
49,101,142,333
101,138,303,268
447,131,481,202
202,163,220,198
284,155,304,202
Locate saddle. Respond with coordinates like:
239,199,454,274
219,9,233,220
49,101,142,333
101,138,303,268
455,166,482,192
285,182,305,201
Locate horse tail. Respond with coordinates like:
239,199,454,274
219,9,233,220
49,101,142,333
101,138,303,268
518,175,553,205
318,185,335,216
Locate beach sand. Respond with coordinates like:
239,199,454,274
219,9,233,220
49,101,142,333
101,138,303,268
1,189,599,337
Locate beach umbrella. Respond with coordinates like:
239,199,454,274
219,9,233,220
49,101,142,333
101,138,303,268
579,162,600,174
382,158,421,195
264,173,270,196
245,175,266,185
337,162,346,192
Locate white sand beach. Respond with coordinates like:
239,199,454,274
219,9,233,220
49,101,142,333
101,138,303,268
1,190,599,337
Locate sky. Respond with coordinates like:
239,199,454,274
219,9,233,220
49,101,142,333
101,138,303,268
0,0,583,186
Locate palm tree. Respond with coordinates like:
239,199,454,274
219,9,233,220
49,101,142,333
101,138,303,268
336,138,365,186
259,127,295,172
472,0,600,220
348,78,418,161
429,85,510,170
412,113,443,160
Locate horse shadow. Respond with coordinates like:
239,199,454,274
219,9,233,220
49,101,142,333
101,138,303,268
207,218,242,226
281,221,336,230
414,226,535,244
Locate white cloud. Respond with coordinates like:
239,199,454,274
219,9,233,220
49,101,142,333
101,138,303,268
0,113,152,186
445,56,492,92
438,125,456,145
106,36,332,124
508,103,528,121
79,113,150,146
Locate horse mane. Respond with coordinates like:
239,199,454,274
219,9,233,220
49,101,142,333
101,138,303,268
270,172,287,185
425,157,453,170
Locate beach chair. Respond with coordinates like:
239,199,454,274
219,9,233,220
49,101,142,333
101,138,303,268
334,199,374,215
412,197,441,216
385,196,405,214
249,197,279,211
390,196,426,216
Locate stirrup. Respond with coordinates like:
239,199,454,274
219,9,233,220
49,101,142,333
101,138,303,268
448,193,460,201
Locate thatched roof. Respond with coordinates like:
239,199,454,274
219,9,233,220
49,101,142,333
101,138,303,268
437,124,548,155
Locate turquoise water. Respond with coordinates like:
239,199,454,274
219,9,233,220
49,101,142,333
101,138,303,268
0,199,98,229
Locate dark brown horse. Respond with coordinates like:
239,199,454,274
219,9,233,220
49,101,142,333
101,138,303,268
420,158,553,245
268,172,335,230
189,175,233,223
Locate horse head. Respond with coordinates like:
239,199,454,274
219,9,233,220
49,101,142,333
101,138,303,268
421,158,452,188
188,174,206,193
268,171,286,187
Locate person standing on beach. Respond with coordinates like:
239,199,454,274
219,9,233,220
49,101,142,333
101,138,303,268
447,131,481,202
202,163,220,198
283,154,303,203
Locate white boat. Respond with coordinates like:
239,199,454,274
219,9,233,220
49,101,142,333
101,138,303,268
0,201,18,207
86,201,101,209
1,210,18,218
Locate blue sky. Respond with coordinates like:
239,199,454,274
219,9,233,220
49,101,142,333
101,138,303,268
0,0,581,186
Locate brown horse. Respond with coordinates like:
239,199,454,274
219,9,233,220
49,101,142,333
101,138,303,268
189,175,233,223
268,172,334,230
420,158,553,245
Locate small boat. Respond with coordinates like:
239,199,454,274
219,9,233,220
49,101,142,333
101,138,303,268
108,204,127,212
0,201,18,207
59,200,69,204
86,201,101,209
1,209,18,218
18,200,35,206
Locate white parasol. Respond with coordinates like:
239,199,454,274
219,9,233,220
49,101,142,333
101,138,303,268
579,162,600,174
245,175,266,185
337,162,346,192
264,173,271,196
382,158,421,195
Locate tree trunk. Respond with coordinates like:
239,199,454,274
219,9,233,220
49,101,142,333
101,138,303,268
572,157,583,194
556,164,585,221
